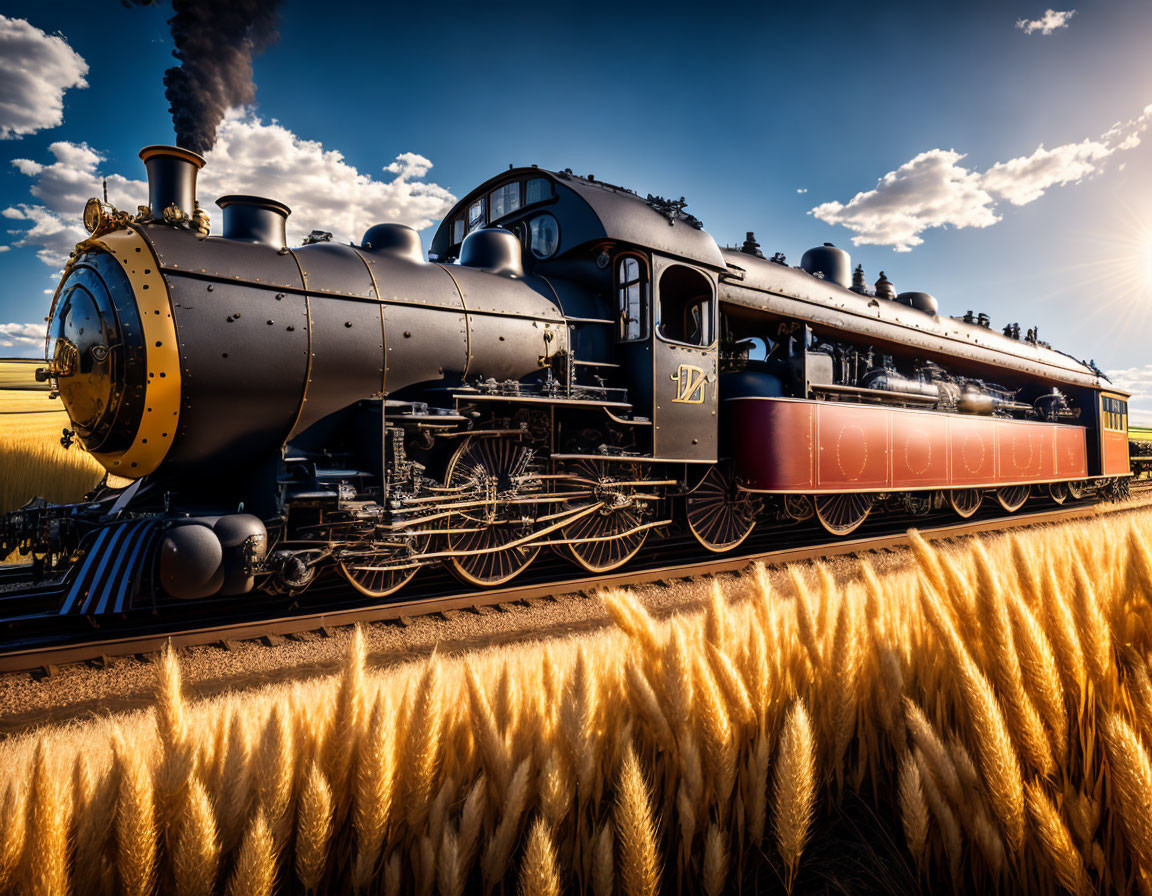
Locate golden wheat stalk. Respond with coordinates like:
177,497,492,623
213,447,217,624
772,700,816,893
398,655,444,832
25,739,71,896
517,817,561,896
624,659,677,755
560,648,599,801
896,750,928,863
113,731,157,896
466,664,512,792
788,567,822,667
0,780,26,894
172,777,219,896
1025,780,1091,896
591,819,614,896
1103,713,1152,874
255,703,295,851
616,744,661,896
704,578,730,648
695,652,737,805
295,761,333,893
702,822,729,896
326,625,368,812
914,747,962,883
228,808,276,896
481,757,533,890
918,577,1026,852
352,690,396,889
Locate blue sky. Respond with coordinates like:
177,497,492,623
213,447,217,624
2,0,1152,419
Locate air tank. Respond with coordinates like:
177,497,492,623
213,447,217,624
800,243,851,289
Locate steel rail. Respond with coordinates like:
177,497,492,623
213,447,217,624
0,492,1146,675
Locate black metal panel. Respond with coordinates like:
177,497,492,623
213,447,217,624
292,294,385,434
359,251,463,309
447,265,565,320
466,312,566,382
383,303,467,393
166,274,310,471
292,242,377,298
143,226,304,289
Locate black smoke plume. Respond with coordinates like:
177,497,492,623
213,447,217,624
126,0,283,155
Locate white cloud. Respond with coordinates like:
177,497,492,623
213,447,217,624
0,322,46,348
4,109,457,267
810,103,1152,251
0,16,88,140
1108,364,1152,428
0,245,9,253
1016,9,1076,35
809,149,999,251
796,187,807,194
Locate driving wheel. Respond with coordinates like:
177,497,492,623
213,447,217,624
556,459,650,573
444,437,542,587
686,464,758,552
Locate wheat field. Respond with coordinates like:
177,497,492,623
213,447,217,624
1,510,1152,895
0,359,110,516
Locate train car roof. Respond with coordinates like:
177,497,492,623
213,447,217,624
430,167,726,269
719,248,1111,391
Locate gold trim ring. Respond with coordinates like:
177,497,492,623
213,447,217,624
86,227,182,477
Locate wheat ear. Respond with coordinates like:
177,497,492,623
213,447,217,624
1103,713,1152,874
400,655,444,832
919,578,1026,851
624,659,677,754
772,700,816,893
615,744,661,896
255,703,295,852
295,761,333,893
481,757,533,890
0,780,27,894
788,567,822,666
466,664,512,792
518,817,561,896
705,578,730,647
352,691,396,889
1025,781,1091,896
896,750,928,863
1008,590,1068,759
592,820,614,896
155,644,195,840
702,823,729,896
326,624,367,812
228,808,276,896
172,777,219,896
112,732,156,896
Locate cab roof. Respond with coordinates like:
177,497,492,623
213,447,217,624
429,167,726,269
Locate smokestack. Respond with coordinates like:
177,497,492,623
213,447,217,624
140,144,204,224
216,195,290,249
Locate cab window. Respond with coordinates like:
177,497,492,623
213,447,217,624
1104,396,1128,431
526,178,551,205
489,182,521,221
617,255,649,342
657,265,714,346
467,198,485,234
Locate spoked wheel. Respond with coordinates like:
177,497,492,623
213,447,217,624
556,459,649,573
444,436,543,587
996,484,1030,512
1067,480,1089,500
813,492,874,536
686,464,759,553
948,489,983,519
337,537,426,598
1049,481,1069,505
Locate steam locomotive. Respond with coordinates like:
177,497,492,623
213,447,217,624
0,145,1132,613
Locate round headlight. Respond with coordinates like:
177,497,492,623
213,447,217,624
83,197,106,234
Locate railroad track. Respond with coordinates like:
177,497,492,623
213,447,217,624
1,488,1149,675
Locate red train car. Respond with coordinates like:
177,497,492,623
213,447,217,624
716,241,1130,535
